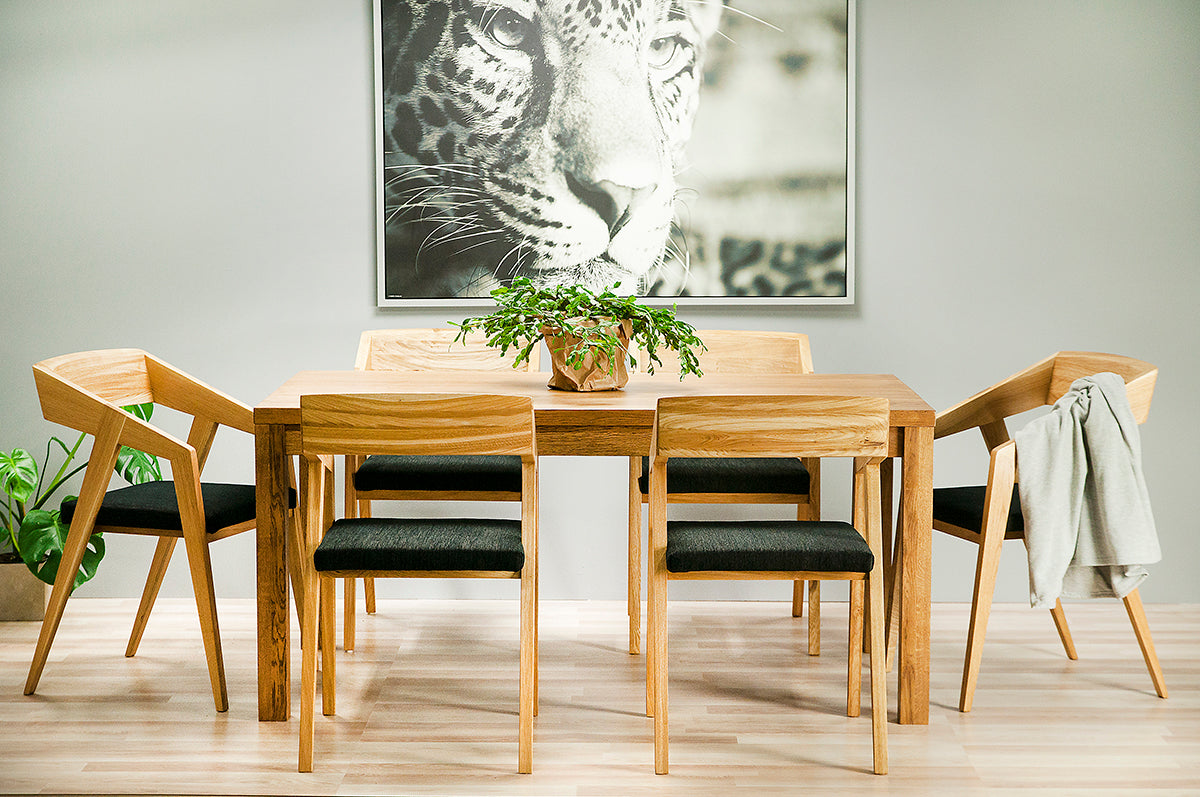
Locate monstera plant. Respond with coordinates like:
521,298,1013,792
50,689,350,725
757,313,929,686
452,277,706,391
1,404,161,591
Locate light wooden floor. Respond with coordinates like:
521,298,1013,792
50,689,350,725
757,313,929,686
1,598,1197,795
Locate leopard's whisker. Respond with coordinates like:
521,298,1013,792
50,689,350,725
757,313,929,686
681,0,781,33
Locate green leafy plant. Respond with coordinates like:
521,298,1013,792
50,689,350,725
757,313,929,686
1,404,162,590
452,277,706,379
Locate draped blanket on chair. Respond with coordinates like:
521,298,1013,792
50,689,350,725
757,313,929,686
1014,372,1161,607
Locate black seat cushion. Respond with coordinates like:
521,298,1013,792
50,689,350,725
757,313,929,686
60,481,292,533
313,517,524,573
638,456,811,496
353,455,523,493
665,520,874,574
932,485,1024,534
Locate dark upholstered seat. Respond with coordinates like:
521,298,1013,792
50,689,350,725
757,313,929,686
353,455,523,493
932,485,1024,534
638,456,811,495
313,517,524,573
60,481,293,533
665,520,874,574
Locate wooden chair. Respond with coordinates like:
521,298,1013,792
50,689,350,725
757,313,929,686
628,331,821,655
341,328,540,650
25,349,281,712
647,395,889,775
297,393,538,773
930,351,1167,712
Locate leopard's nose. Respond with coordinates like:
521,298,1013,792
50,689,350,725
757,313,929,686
566,174,656,239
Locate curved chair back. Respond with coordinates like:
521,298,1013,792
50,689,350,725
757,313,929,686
301,393,535,459
637,330,813,375
354,328,541,372
936,350,1157,442
654,395,888,460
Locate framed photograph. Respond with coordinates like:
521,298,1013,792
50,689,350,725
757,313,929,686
375,0,854,305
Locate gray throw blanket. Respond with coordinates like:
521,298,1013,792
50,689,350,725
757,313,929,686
1013,372,1160,608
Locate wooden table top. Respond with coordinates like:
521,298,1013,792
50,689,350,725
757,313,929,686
255,370,935,428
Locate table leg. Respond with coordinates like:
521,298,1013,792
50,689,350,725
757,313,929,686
898,425,932,725
256,422,291,721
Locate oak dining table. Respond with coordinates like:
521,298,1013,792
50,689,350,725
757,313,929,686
253,369,935,725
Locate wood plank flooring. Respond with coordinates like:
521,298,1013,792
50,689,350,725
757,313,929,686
1,599,1197,795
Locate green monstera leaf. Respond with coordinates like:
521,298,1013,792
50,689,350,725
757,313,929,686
116,447,162,485
17,508,105,590
0,448,38,504
115,404,162,485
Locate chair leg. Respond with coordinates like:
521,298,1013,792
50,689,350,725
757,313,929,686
343,577,356,652
847,580,863,717
885,526,902,673
126,536,177,657
650,566,669,774
26,419,123,698
792,580,805,617
518,557,536,773
364,577,376,614
320,575,336,715
1122,588,1168,699
808,581,821,656
24,521,96,697
179,529,228,713
1049,599,1078,660
868,568,889,775
959,521,1005,713
628,456,643,655
298,567,320,772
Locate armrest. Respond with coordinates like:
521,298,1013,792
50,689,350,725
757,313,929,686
935,354,1056,439
144,354,254,434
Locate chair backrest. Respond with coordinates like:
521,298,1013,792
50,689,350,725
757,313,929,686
653,395,889,460
33,349,155,432
354,328,541,372
935,351,1158,441
33,348,252,471
1048,351,1156,423
300,393,536,459
637,330,813,375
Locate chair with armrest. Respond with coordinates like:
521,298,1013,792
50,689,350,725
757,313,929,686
647,394,890,775
628,331,822,655
341,328,540,650
930,351,1167,712
25,348,288,712
297,393,538,773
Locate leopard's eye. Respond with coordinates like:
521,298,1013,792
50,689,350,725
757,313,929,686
647,35,685,70
486,9,530,49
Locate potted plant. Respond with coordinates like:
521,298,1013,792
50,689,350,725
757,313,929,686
1,405,161,620
452,277,706,391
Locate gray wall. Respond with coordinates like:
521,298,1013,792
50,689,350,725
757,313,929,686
2,0,1198,605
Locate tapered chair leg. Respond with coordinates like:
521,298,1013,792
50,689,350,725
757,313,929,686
868,567,889,775
320,576,336,715
792,579,805,617
179,527,228,712
298,567,320,772
343,577,356,652
808,581,822,655
1122,588,1168,698
364,577,376,614
1049,599,1078,660
25,417,123,698
959,521,1004,714
127,537,178,657
847,580,863,717
628,457,642,655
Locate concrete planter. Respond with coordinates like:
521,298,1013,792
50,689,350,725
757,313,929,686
0,557,49,621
